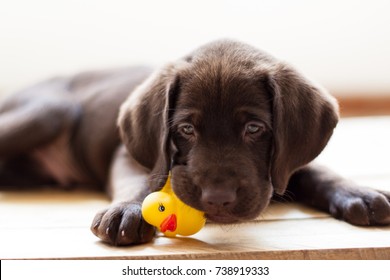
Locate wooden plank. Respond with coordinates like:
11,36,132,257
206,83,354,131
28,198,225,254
1,189,389,260
1,213,390,260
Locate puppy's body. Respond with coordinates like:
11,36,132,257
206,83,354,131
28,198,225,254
1,40,390,246
0,67,152,187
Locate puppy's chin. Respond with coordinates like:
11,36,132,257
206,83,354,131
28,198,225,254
205,214,240,224
205,204,268,224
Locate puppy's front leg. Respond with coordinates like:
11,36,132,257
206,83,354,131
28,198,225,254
91,145,155,246
288,163,390,226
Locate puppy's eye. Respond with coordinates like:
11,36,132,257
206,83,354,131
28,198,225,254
244,121,266,137
178,123,195,137
247,124,261,134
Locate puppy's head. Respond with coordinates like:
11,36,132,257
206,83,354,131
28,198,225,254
118,40,339,223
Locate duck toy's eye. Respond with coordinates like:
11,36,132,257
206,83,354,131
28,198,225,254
158,204,165,212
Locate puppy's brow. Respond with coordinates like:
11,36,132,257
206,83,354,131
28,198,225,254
235,107,272,127
172,109,202,126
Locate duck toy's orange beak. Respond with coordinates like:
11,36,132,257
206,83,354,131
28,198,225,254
160,214,177,233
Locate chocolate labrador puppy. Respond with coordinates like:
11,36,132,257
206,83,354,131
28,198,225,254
1,40,390,246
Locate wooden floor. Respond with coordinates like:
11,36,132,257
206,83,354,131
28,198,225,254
1,116,390,260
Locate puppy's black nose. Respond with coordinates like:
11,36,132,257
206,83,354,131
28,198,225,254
201,188,237,208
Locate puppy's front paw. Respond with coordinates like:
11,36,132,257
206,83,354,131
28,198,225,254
91,201,155,246
329,187,390,226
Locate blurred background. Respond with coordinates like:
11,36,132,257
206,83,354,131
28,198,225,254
1,0,390,114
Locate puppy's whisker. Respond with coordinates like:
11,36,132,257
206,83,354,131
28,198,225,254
217,223,241,233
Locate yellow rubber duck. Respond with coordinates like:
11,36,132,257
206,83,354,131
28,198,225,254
141,174,206,237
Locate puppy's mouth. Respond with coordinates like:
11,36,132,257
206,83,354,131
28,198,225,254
205,213,239,224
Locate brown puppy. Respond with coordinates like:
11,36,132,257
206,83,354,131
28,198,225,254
1,40,389,246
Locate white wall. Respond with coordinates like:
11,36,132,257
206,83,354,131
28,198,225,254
1,0,390,96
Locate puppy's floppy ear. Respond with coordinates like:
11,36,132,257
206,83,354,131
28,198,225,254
268,63,339,195
117,63,182,190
